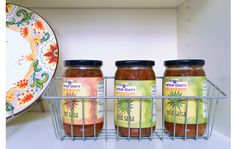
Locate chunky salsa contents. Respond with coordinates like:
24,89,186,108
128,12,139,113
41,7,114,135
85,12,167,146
114,60,156,137
163,59,207,137
62,60,104,137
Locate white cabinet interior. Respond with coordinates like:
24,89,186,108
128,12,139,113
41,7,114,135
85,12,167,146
7,0,230,138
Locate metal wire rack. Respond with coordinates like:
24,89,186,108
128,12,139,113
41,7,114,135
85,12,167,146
42,76,227,141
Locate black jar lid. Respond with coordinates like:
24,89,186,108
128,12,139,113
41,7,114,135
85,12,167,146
115,60,155,67
164,59,205,67
64,60,103,67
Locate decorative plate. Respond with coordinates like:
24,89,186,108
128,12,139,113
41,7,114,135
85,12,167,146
6,4,58,119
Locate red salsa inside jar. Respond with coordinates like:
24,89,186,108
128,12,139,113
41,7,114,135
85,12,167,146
114,60,156,137
163,59,207,137
62,60,104,137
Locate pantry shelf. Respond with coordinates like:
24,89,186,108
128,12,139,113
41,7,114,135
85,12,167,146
6,112,230,149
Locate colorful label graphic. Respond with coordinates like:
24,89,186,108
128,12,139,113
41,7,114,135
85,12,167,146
163,77,208,124
114,80,156,128
62,77,104,125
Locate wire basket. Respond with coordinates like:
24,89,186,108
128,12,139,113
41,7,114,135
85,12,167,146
42,76,227,141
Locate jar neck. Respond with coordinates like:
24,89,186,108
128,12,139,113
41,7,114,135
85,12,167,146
65,66,101,69
117,66,153,69
165,65,204,70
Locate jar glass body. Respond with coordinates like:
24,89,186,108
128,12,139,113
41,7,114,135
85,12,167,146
63,66,104,137
163,65,207,137
114,66,156,137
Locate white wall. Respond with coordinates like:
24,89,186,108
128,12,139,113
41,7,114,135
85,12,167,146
27,8,177,111
177,0,230,137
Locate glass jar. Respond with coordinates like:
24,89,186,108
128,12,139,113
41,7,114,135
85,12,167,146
62,60,104,137
114,60,156,137
163,59,207,137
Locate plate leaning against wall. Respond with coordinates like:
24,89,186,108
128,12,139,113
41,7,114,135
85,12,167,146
6,3,59,119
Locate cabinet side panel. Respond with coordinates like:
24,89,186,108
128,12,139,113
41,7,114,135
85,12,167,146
177,0,230,137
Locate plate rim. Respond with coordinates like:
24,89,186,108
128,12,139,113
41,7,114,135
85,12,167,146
6,3,59,119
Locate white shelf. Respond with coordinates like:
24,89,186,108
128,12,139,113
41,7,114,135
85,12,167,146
7,0,186,8
6,112,230,149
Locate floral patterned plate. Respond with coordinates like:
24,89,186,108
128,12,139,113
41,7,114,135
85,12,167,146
6,4,58,119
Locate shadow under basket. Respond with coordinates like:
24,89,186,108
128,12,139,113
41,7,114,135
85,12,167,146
39,76,226,141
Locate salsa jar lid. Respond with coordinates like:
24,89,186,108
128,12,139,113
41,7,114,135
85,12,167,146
64,60,103,67
115,60,155,67
164,59,205,67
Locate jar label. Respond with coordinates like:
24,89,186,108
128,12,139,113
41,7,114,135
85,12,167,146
62,77,104,125
114,80,156,128
163,77,208,124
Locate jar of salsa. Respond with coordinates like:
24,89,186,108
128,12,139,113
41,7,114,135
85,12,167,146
163,59,207,137
114,60,156,137
62,60,104,137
